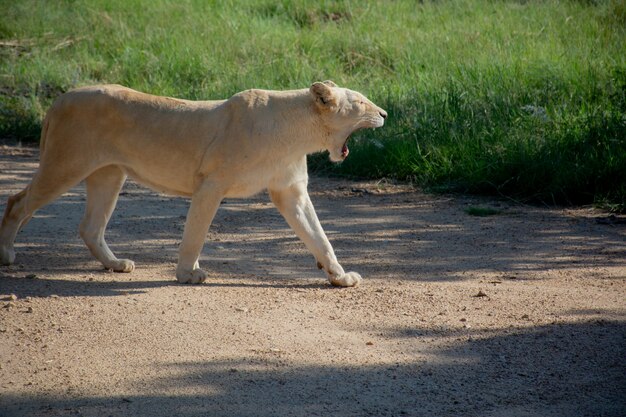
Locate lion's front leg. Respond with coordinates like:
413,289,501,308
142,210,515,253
176,182,223,284
269,181,362,287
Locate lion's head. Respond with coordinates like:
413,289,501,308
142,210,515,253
310,81,387,162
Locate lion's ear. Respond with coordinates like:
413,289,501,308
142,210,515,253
310,82,337,109
322,80,337,87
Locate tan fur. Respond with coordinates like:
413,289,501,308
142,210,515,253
0,81,387,286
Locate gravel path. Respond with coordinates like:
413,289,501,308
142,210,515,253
1,146,625,417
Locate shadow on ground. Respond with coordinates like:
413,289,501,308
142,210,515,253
2,320,624,417
2,171,624,288
1,150,625,417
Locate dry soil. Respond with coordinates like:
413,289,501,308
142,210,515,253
0,146,625,417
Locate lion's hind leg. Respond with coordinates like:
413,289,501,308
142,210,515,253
0,163,83,265
0,188,29,265
79,165,134,273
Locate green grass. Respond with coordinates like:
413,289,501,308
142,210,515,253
1,0,625,210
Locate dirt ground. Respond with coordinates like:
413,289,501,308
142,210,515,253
0,145,624,417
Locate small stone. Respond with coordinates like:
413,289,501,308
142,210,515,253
235,307,249,313
460,318,467,322
25,307,34,313
366,341,374,346
25,274,37,279
3,302,15,309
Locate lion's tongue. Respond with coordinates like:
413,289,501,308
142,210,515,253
341,143,349,158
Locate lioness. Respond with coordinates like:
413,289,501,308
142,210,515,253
0,81,386,286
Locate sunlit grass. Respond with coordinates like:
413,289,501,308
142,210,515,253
0,0,624,209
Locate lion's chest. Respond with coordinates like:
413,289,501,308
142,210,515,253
220,155,306,198
224,177,269,198
221,163,278,198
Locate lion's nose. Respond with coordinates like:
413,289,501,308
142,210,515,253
379,110,388,119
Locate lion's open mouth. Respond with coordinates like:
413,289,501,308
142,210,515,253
341,139,349,158
340,130,360,159
338,125,372,161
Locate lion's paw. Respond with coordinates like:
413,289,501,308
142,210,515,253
176,268,208,284
0,245,16,266
107,259,135,273
329,271,362,287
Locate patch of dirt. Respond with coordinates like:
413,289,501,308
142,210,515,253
0,146,625,417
